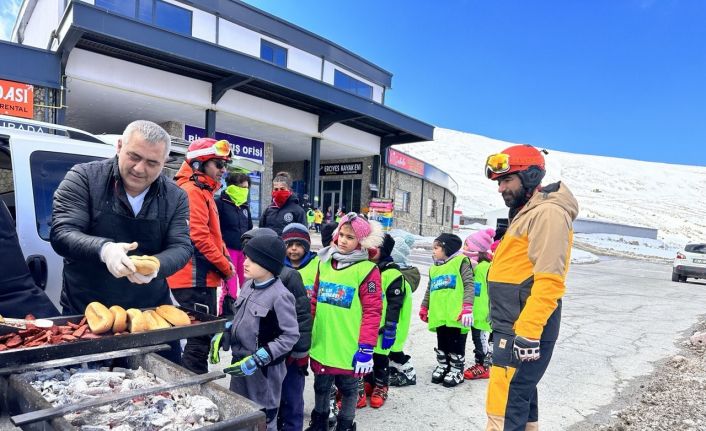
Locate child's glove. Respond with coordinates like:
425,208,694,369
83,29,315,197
513,336,540,362
379,322,397,350
419,306,429,322
457,303,474,328
224,347,271,377
352,344,374,376
209,321,232,364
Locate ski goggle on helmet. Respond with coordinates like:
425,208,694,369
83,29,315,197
484,145,546,181
186,139,232,162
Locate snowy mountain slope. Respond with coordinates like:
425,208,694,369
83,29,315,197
396,128,706,247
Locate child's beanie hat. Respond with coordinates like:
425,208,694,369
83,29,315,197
334,212,384,250
435,233,463,257
282,223,311,252
243,235,286,276
465,228,496,253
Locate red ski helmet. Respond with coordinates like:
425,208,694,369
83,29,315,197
186,138,232,165
485,144,546,189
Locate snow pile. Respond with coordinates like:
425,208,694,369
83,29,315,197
570,248,600,264
574,233,677,260
396,128,706,248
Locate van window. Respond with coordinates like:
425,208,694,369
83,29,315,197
0,145,14,219
30,151,102,240
685,244,706,254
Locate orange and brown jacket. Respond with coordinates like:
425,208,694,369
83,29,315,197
488,182,578,341
167,162,233,289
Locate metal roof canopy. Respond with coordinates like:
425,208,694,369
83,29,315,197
0,41,61,89
58,2,434,146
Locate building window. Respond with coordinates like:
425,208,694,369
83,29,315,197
95,0,137,17
446,206,451,222
334,70,373,99
260,40,288,67
95,0,192,36
427,198,437,218
394,189,410,213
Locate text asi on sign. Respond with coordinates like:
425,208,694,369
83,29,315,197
0,80,34,119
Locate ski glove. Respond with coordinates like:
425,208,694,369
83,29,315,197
100,242,138,278
419,306,429,323
224,347,271,377
379,322,397,350
352,343,374,376
513,336,541,362
457,303,474,328
209,321,233,364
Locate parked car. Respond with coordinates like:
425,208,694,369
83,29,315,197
672,243,706,282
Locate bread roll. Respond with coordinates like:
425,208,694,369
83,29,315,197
129,255,160,275
85,302,114,335
155,305,191,327
143,310,171,330
109,305,127,333
125,308,147,333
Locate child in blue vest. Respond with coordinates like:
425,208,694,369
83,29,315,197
462,228,495,380
419,233,474,387
306,213,383,431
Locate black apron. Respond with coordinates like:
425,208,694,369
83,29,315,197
60,182,171,314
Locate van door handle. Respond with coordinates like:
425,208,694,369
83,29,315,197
26,255,48,291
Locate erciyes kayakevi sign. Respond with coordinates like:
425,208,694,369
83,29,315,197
319,162,363,176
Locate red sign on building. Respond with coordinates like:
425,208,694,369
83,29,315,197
387,147,424,176
0,79,34,119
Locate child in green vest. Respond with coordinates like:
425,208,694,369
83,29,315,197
419,233,474,387
306,213,384,431
359,233,409,409
462,228,495,380
283,222,320,299
388,231,420,387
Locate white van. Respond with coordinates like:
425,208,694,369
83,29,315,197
0,116,117,307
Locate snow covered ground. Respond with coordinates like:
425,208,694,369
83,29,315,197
396,128,706,249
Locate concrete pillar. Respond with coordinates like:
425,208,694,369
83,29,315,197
309,137,321,208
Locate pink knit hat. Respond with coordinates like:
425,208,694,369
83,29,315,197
333,212,384,250
464,228,496,253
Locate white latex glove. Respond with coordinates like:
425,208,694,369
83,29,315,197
127,270,158,285
100,242,138,278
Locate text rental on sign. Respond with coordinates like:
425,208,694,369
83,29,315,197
0,80,34,119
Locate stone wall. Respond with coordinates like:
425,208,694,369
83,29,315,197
32,86,57,123
382,167,454,236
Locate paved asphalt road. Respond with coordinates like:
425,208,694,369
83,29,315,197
3,251,705,430
314,250,706,431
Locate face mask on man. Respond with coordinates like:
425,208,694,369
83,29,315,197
225,185,249,206
272,189,292,207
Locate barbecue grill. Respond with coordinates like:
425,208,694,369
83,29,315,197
0,308,266,431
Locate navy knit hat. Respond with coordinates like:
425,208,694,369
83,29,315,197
282,223,311,253
435,233,462,258
243,235,285,276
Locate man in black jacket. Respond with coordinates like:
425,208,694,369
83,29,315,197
240,227,312,431
50,120,192,320
0,201,59,319
259,171,306,236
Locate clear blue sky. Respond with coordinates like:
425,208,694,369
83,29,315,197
244,0,706,166
2,1,705,165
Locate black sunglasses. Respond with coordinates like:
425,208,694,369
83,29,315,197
212,160,227,169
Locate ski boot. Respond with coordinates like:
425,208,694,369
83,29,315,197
463,363,490,380
328,386,339,430
389,357,417,386
304,410,329,431
335,418,357,431
369,385,388,408
431,348,449,384
443,353,465,387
